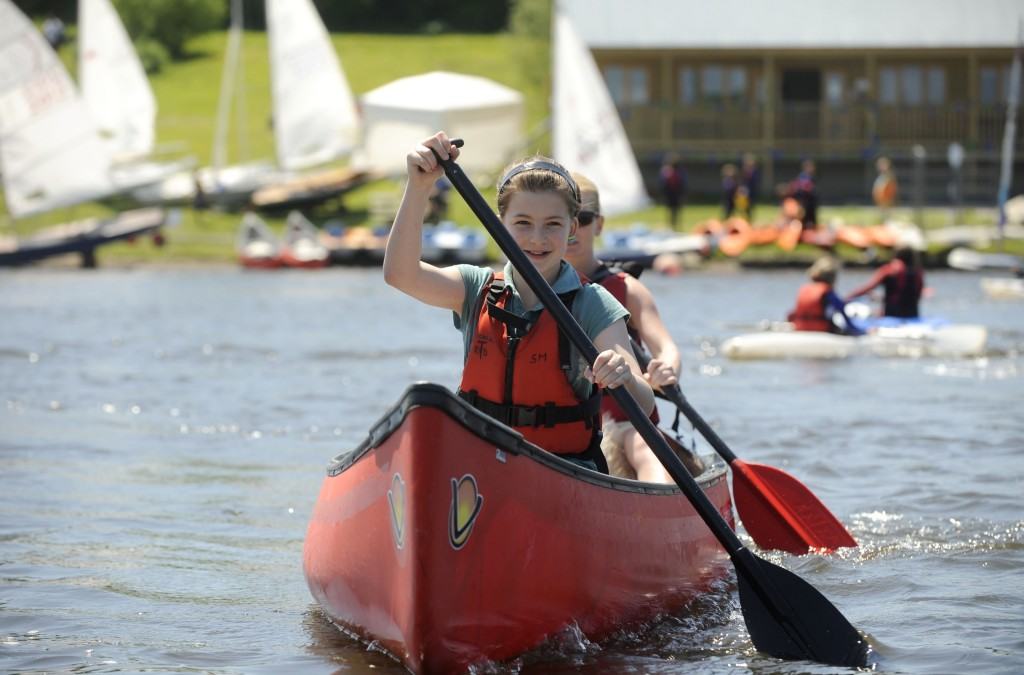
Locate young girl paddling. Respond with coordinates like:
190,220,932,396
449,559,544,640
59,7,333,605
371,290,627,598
564,173,678,484
383,132,655,472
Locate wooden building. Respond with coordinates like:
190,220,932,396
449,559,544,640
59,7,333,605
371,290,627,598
565,0,1024,204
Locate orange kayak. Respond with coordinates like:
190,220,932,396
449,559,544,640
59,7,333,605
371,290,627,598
718,218,753,256
776,220,803,251
867,225,898,248
748,226,780,245
835,227,874,249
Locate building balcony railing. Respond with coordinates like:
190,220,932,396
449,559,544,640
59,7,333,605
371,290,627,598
617,101,1024,157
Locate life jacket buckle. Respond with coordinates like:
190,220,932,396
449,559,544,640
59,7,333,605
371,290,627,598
517,406,538,427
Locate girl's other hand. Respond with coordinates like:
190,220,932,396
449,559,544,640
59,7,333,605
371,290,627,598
587,349,633,389
645,358,678,390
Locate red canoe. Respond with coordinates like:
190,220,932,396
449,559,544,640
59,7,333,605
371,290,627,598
304,383,733,673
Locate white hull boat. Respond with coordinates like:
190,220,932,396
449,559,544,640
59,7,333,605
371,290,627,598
722,323,988,360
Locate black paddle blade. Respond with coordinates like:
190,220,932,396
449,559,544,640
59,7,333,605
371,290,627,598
734,548,870,668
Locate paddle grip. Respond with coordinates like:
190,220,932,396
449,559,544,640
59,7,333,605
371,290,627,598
432,143,744,554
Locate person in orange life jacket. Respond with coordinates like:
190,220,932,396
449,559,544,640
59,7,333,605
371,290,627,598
787,257,864,335
383,132,655,472
563,173,678,484
844,245,924,319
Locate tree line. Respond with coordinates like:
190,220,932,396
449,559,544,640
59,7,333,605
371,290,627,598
15,0,514,34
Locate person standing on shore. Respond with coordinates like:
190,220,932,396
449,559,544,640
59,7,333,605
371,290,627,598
740,153,761,221
872,156,898,222
659,154,687,231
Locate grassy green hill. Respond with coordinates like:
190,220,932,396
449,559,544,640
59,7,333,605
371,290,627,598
3,28,1015,266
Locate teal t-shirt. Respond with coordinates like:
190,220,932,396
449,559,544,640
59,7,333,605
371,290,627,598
453,261,629,400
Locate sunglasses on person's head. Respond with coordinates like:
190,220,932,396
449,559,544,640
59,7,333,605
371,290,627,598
577,210,599,226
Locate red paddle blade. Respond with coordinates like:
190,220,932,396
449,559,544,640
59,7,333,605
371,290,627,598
731,460,857,555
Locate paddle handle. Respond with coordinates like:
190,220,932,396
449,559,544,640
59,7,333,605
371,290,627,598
433,146,743,555
630,338,738,465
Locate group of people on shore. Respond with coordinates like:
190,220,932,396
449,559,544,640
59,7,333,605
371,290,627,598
384,132,923,484
664,152,901,232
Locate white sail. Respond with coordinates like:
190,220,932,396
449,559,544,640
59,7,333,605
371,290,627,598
266,0,359,170
0,0,116,218
78,0,157,160
552,7,649,216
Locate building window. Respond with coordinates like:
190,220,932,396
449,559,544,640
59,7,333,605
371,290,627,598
879,67,898,104
901,66,923,105
926,67,946,104
728,66,747,103
605,65,625,104
603,65,649,105
825,72,845,107
678,67,697,104
630,68,649,104
690,64,748,104
702,65,723,102
980,64,1024,104
880,64,945,105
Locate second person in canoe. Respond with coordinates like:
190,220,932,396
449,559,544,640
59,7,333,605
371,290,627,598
564,173,679,484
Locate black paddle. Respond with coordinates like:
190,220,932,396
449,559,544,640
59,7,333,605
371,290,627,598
630,338,858,555
431,138,871,668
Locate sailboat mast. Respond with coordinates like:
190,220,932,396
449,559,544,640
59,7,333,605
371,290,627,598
997,19,1022,240
212,0,243,168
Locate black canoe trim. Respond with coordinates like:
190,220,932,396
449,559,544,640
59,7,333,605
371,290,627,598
326,382,726,494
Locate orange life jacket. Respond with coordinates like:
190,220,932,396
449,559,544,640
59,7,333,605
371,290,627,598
457,272,601,456
787,282,832,332
588,264,660,425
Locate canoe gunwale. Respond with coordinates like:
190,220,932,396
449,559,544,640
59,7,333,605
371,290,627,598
326,381,726,493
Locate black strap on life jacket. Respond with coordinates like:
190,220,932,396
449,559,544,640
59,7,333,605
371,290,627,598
458,388,602,429
590,260,644,283
461,276,600,427
459,274,602,435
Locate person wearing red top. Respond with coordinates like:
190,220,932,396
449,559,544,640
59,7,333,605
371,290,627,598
565,172,680,483
845,246,924,318
788,257,863,335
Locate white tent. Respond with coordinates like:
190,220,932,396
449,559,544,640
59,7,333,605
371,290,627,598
357,71,524,175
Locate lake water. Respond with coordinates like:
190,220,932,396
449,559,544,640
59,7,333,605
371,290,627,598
1,265,1021,674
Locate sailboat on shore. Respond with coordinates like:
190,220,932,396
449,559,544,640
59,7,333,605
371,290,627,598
249,0,371,211
551,4,705,266
138,0,369,211
0,0,170,267
78,0,196,195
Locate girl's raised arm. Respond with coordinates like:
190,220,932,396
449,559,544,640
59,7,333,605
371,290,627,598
383,132,466,313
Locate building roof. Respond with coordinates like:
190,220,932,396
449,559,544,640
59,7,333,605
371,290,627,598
563,0,1023,50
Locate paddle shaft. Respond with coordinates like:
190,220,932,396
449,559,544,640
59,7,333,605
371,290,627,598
432,145,869,667
436,151,741,553
630,338,859,554
630,338,738,464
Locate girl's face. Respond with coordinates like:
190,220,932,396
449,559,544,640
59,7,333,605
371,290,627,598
503,190,577,281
